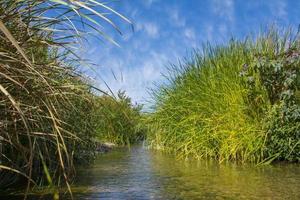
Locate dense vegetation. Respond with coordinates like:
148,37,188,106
0,0,142,195
147,30,300,163
1,0,299,198
94,91,145,145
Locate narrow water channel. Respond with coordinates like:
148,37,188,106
3,145,300,199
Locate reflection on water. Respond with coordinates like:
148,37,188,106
73,145,300,199
3,145,300,199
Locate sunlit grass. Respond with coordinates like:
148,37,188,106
147,28,300,163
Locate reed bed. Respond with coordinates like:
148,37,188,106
147,29,300,163
0,0,133,195
94,91,145,146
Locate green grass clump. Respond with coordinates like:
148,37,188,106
93,91,145,146
147,29,300,163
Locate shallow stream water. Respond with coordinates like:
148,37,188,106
68,145,300,199
3,145,300,199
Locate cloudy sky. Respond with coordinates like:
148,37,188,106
80,0,300,107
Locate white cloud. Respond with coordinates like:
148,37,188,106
183,28,199,48
88,49,168,106
142,62,160,80
144,23,159,38
168,8,186,27
144,0,159,8
136,22,159,38
212,0,235,23
184,28,196,41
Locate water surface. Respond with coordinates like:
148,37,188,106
3,145,300,199
71,145,300,199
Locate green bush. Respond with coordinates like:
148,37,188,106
264,103,300,162
243,44,300,162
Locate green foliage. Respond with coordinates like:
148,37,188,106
263,103,300,162
148,29,300,163
93,91,145,146
243,41,300,162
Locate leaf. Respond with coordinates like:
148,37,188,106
0,20,32,66
0,165,36,184
72,1,122,34
87,0,132,24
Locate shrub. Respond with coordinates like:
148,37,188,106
243,40,300,162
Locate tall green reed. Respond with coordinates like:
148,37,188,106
93,91,145,146
0,0,131,195
147,28,300,163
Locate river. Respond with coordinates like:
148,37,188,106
3,145,300,199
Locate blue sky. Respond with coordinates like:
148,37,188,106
80,0,300,107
